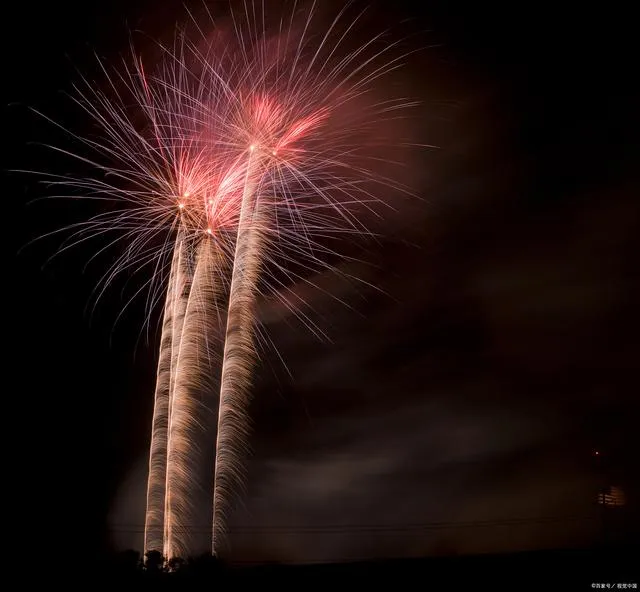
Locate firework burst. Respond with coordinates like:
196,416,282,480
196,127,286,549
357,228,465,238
187,3,420,554
32,0,421,560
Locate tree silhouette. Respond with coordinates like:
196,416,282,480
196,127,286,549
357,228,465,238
144,550,165,574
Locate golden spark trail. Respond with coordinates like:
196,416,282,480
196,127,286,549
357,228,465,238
144,231,190,553
165,236,230,559
212,150,269,554
161,231,195,554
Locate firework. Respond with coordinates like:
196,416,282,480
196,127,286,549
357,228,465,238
144,231,189,553
198,1,417,554
37,0,419,561
213,150,269,551
164,237,231,558
33,34,244,557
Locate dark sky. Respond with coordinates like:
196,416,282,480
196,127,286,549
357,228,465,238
6,0,638,564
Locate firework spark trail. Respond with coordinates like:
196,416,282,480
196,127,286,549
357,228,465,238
212,150,271,553
144,232,188,552
154,231,195,552
155,233,194,555
165,235,231,559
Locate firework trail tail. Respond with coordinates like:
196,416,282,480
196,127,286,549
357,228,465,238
144,232,190,553
165,237,230,559
212,155,269,555
161,233,194,556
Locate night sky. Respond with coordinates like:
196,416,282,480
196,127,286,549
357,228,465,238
6,0,638,565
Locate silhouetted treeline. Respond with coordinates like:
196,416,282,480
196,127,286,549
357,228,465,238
100,545,639,587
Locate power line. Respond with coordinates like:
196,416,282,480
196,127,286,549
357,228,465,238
108,514,600,534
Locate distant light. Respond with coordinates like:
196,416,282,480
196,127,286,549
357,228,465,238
183,191,190,198
249,144,256,151
272,150,277,156
598,485,626,507
594,451,600,456
207,228,212,234
178,203,185,209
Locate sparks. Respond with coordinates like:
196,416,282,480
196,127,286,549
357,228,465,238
35,0,422,561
